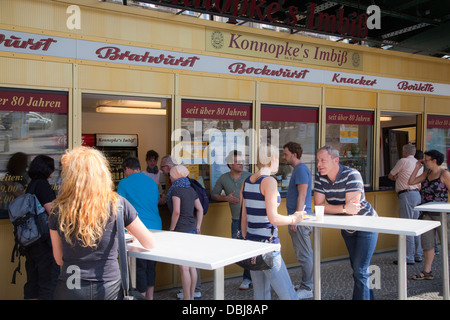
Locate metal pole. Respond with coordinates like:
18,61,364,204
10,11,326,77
441,212,449,300
128,256,136,289
313,226,321,300
214,267,225,300
398,235,407,300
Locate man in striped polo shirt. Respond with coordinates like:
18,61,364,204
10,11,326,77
314,145,378,300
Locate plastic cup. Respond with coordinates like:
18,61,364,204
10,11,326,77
315,206,324,221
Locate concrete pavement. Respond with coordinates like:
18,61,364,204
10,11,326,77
153,250,448,300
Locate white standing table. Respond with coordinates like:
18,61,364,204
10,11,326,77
297,215,440,300
414,202,450,300
126,229,280,300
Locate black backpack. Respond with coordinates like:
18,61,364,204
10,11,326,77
188,178,209,215
8,182,49,284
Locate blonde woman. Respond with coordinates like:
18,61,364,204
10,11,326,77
49,146,155,300
240,144,304,300
167,165,203,300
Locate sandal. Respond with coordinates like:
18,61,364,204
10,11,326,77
411,270,434,280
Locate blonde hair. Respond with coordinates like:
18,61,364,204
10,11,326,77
257,144,279,169
52,146,118,248
170,165,189,180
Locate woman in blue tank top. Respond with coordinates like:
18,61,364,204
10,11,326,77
241,144,304,300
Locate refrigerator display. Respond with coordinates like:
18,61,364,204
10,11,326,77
89,134,138,188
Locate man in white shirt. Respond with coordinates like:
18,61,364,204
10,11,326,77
389,143,423,265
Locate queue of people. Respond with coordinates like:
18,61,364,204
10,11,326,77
7,143,450,301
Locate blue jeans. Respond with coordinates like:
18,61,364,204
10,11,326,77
53,278,121,300
250,250,297,300
341,230,378,300
398,191,423,262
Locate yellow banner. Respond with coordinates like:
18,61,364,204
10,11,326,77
206,30,363,70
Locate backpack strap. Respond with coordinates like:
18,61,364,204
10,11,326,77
10,244,21,284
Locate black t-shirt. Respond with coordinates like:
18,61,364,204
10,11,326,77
48,196,138,282
26,178,56,207
168,186,198,232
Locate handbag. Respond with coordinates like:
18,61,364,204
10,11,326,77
116,198,147,300
235,248,274,271
235,204,274,271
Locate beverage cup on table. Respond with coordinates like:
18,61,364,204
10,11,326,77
315,205,324,221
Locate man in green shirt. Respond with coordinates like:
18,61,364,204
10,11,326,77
212,150,252,290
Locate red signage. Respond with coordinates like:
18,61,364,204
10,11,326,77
181,100,251,120
261,105,318,123
427,115,450,129
0,33,57,52
81,134,96,147
397,81,434,93
331,73,377,87
326,109,373,125
0,88,68,114
136,1,376,39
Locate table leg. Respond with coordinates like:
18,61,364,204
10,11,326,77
214,267,225,300
398,235,407,300
313,226,321,300
128,256,137,289
441,213,449,300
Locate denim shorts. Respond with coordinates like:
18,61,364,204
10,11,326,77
135,259,157,292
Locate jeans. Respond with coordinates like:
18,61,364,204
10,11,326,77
53,278,122,300
341,230,378,300
250,250,297,300
398,191,423,262
24,241,60,300
232,219,251,281
288,225,313,291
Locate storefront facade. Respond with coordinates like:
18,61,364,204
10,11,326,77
0,0,449,299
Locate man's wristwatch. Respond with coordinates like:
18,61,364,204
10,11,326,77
342,205,347,214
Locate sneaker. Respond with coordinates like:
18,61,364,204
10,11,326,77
238,279,252,290
176,290,202,299
296,288,313,300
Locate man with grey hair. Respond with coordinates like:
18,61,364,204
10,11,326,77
314,145,378,300
160,155,178,176
388,143,423,265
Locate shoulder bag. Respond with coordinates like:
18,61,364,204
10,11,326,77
116,198,147,300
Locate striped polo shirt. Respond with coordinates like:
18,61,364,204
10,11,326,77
314,164,376,217
242,175,280,244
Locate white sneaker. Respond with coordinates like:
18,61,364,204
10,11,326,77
296,288,313,300
238,279,252,290
177,290,202,299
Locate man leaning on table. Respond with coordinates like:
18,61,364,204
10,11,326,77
388,143,423,265
314,145,378,300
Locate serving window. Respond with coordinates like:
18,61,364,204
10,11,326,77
0,88,68,218
426,115,450,168
178,99,252,195
325,108,374,190
261,105,318,196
